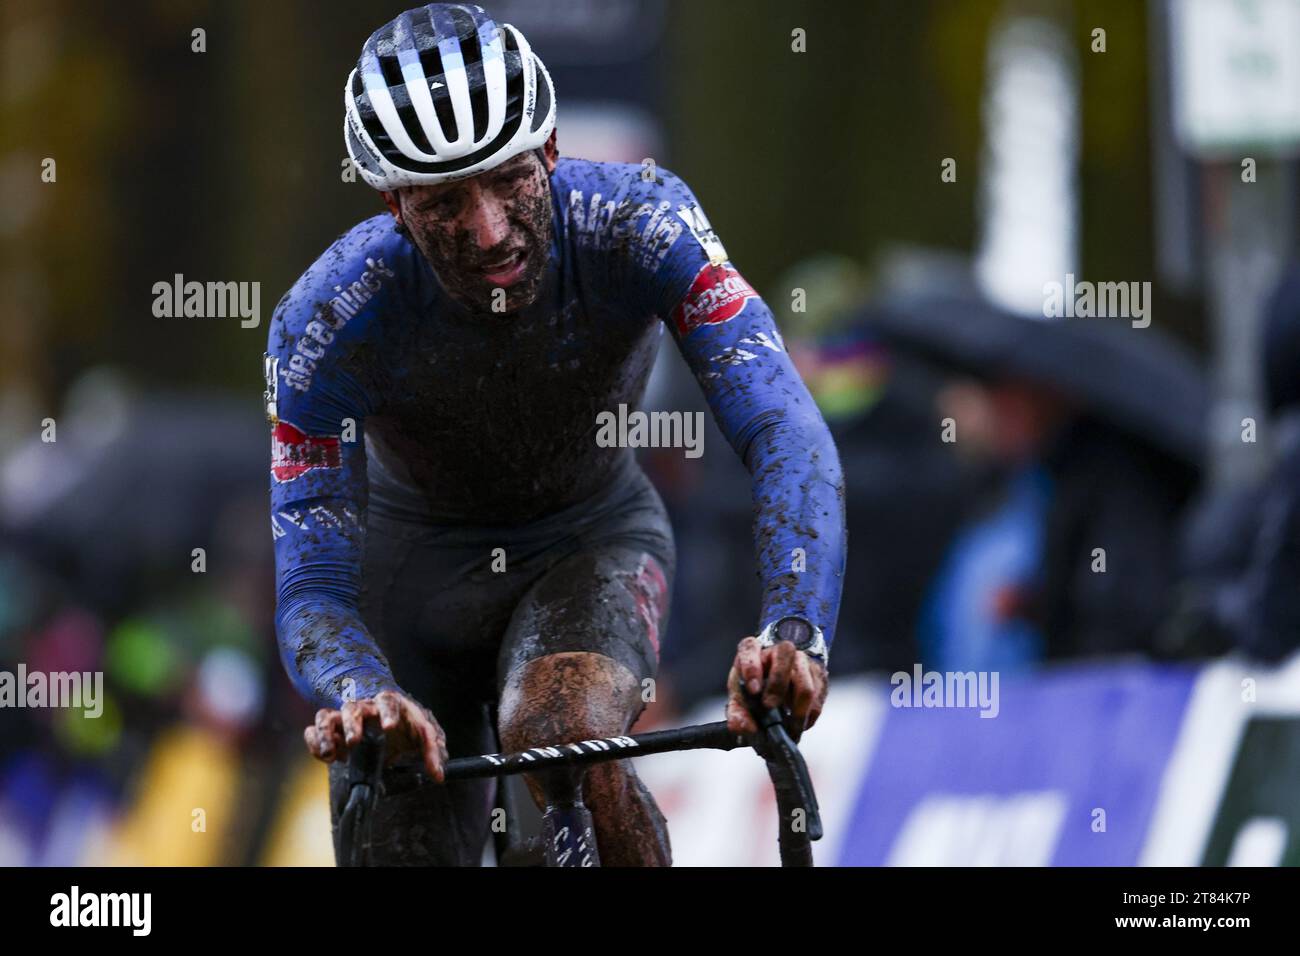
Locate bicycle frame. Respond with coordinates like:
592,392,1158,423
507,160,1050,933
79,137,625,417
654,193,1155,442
338,709,822,867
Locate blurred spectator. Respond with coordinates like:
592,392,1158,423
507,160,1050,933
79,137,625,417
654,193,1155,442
0,377,315,864
865,295,1206,672
1172,264,1300,664
811,333,979,674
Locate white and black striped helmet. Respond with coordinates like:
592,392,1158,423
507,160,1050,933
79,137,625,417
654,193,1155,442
344,4,556,190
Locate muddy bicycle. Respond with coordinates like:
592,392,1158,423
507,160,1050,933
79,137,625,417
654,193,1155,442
337,699,822,867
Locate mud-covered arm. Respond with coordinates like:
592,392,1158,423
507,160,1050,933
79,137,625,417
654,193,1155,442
671,288,847,652
611,167,847,653
265,246,405,708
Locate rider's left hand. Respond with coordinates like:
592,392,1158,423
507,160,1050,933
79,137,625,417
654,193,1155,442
725,636,827,740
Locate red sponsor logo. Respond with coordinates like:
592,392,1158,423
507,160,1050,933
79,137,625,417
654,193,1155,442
271,421,342,482
671,263,757,337
629,554,669,655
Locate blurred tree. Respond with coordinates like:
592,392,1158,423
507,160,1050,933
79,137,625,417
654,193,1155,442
0,0,1202,405
670,0,988,306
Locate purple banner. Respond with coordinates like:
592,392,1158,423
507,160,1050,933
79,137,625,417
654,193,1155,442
838,662,1197,865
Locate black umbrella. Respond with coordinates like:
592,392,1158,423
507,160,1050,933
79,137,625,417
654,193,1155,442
1,387,268,608
857,293,1208,465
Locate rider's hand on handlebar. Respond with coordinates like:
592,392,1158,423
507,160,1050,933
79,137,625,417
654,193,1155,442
303,689,449,782
725,636,827,740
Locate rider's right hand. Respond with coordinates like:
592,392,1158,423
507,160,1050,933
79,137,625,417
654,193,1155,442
303,689,448,782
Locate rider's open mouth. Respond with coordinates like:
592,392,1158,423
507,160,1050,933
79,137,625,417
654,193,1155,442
479,249,529,287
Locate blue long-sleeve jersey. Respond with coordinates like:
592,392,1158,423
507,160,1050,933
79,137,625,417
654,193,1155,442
266,158,845,708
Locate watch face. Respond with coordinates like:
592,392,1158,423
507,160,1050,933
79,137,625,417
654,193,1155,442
759,618,828,667
775,617,814,649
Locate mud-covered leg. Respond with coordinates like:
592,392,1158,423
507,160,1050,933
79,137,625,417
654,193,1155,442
498,652,670,866
496,545,673,866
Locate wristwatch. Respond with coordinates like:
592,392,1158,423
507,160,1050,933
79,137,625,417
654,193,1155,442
755,617,828,668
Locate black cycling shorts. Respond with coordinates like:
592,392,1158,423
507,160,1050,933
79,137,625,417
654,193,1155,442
328,463,675,865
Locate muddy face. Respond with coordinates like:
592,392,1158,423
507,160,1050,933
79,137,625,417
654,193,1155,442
389,151,554,314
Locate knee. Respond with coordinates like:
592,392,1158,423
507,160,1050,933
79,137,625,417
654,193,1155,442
497,652,640,752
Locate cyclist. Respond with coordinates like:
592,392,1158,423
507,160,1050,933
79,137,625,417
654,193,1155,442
268,3,846,865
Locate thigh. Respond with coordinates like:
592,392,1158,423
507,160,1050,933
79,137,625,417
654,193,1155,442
497,544,673,699
360,512,525,693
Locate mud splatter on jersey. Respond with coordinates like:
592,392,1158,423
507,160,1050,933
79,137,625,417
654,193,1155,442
268,158,845,707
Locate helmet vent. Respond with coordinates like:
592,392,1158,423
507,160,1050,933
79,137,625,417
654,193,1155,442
379,55,404,96
532,70,551,133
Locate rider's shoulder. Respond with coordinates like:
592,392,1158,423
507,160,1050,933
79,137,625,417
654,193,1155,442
553,156,698,210
270,214,413,341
